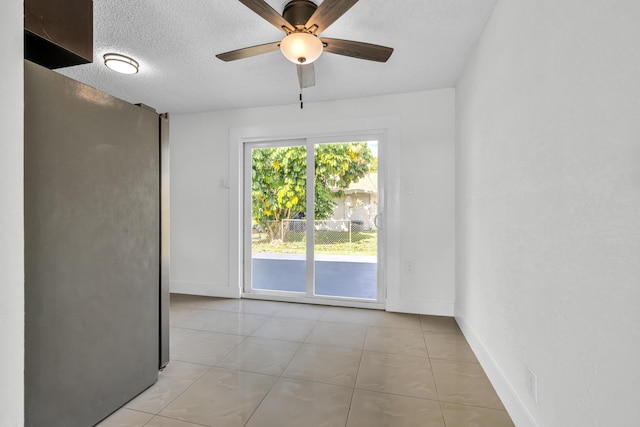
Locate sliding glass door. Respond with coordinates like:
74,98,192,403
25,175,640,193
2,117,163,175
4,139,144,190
248,141,308,294
245,137,381,303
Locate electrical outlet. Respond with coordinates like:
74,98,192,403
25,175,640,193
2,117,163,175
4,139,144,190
527,367,538,404
406,262,415,274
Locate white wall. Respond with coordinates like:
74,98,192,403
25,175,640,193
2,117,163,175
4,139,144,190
171,89,456,314
0,1,24,425
456,0,640,426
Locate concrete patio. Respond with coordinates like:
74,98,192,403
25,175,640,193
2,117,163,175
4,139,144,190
251,253,377,300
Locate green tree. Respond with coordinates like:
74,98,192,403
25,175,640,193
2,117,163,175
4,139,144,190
251,143,373,241
368,156,378,172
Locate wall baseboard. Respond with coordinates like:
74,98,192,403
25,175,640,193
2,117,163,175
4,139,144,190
455,313,539,427
170,281,241,298
386,297,454,316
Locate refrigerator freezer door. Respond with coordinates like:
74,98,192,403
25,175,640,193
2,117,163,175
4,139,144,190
24,60,161,427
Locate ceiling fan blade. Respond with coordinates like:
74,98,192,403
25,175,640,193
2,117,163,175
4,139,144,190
297,63,315,89
238,0,295,33
305,0,358,34
321,38,393,62
216,41,281,62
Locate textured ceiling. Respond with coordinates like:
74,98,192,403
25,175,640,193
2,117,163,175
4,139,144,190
57,0,497,114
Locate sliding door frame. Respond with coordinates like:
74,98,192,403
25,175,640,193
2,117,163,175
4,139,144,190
243,136,385,306
230,116,401,310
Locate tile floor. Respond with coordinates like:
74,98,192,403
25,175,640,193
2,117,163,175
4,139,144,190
98,294,514,427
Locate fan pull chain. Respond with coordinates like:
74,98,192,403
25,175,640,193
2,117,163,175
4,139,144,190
300,92,303,109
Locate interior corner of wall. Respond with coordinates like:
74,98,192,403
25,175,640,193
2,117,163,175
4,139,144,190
456,314,539,427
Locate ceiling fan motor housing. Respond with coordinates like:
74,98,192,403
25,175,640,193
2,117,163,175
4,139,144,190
283,0,318,30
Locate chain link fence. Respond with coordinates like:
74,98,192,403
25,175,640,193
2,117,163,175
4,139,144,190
253,219,376,254
282,219,355,246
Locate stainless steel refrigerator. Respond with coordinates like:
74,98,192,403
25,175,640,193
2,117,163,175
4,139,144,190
24,60,170,427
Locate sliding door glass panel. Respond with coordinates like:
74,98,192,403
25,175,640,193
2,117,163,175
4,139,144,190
313,141,378,300
250,144,307,293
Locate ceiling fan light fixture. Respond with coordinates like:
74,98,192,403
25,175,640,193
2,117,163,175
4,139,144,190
280,32,323,64
103,53,139,74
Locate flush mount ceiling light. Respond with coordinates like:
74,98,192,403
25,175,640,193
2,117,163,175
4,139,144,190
103,53,139,74
280,32,323,64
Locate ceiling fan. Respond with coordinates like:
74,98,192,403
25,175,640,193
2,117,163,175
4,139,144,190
216,0,394,90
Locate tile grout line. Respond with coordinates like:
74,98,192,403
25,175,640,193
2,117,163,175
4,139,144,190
421,322,449,426
344,325,369,427
142,413,209,427
242,301,306,427
240,373,279,427
242,305,330,426
144,362,215,425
